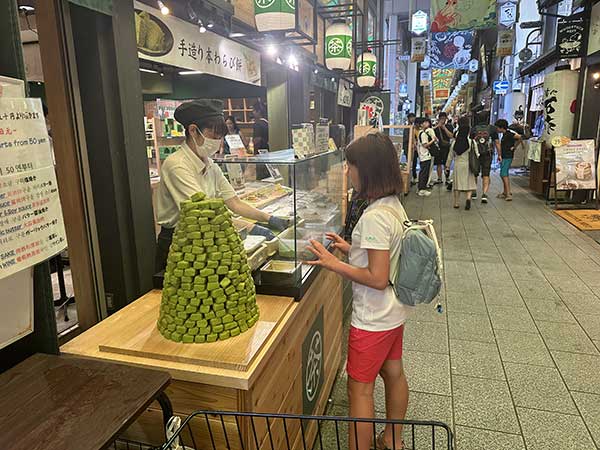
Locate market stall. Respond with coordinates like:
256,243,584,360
62,149,346,449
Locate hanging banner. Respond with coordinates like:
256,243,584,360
358,92,390,125
429,32,473,69
588,2,600,55
557,13,587,58
134,1,261,86
496,29,514,57
411,37,427,63
0,98,67,279
554,139,597,191
431,0,496,32
420,70,431,86
542,70,578,143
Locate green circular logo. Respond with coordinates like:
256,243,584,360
255,0,276,9
327,37,344,56
371,62,377,76
285,0,295,10
358,61,372,76
345,39,352,57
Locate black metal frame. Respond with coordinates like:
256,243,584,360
160,410,455,450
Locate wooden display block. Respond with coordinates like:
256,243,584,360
98,291,292,372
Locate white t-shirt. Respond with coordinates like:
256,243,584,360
157,143,237,229
349,196,412,331
418,128,436,162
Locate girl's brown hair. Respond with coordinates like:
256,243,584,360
345,132,403,200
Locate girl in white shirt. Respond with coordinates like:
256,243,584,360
307,132,411,450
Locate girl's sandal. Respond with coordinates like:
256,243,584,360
375,431,406,450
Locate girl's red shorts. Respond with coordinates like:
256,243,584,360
346,324,405,383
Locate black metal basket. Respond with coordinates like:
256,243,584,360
158,410,454,450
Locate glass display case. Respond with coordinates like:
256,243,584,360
213,149,344,299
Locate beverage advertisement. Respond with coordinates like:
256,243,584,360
554,139,597,191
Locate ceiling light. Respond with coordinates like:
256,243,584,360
19,5,34,12
314,69,318,74
207,21,214,29
160,71,165,77
179,71,203,75
199,21,207,33
229,32,245,38
276,57,283,65
593,72,600,80
266,45,277,56
139,68,159,74
288,54,298,66
157,1,169,15
331,77,335,82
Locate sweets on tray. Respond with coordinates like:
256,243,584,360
157,192,259,343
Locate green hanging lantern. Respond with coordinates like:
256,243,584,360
325,22,352,70
357,52,377,87
254,0,296,32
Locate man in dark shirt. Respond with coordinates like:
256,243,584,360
494,119,521,201
434,112,453,184
252,102,270,179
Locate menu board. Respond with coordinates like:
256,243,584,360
0,98,67,279
554,139,597,191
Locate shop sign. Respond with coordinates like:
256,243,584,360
0,76,25,99
399,83,408,97
557,13,587,58
411,10,428,35
420,69,431,86
434,89,449,99
0,98,67,280
134,1,261,86
554,139,597,191
411,37,427,63
496,29,514,57
588,1,600,56
302,307,324,414
156,99,181,120
337,79,353,108
498,2,517,28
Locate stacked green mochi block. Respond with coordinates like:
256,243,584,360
157,191,259,343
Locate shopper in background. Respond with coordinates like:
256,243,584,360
306,132,411,450
494,119,521,201
446,117,478,210
473,130,492,203
417,118,438,196
155,99,289,271
251,102,269,152
434,112,454,184
221,115,248,155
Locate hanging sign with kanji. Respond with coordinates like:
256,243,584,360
134,1,261,86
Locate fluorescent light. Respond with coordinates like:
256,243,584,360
179,71,203,75
157,1,169,15
19,5,34,12
139,68,159,74
229,32,245,38
266,45,277,56
207,21,214,28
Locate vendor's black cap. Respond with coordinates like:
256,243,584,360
174,99,224,128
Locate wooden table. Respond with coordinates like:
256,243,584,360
0,353,171,450
62,267,344,450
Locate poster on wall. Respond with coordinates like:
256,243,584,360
555,139,597,191
0,98,68,280
430,0,496,32
134,1,261,86
557,13,587,58
411,37,427,63
429,32,473,69
337,79,353,107
588,2,600,55
358,92,390,126
0,76,25,98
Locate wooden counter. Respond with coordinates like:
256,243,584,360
61,266,343,450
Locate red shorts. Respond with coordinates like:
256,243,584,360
346,325,405,383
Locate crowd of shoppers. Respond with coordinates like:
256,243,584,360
405,112,523,209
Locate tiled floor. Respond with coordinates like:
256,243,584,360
325,175,600,450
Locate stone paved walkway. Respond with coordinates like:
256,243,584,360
325,175,600,450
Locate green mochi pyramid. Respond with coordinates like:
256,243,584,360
157,191,260,343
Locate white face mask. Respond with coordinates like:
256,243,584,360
192,129,221,158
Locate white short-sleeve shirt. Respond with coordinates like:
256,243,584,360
418,128,436,162
156,142,236,229
349,195,412,331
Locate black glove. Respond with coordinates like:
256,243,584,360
249,224,275,240
268,216,292,231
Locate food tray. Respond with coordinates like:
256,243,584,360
244,235,266,254
259,260,302,285
247,244,268,272
264,237,279,257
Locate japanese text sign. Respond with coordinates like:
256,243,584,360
0,98,67,279
134,1,261,86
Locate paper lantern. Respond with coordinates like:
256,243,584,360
542,70,578,143
357,52,377,87
325,22,352,70
254,0,295,32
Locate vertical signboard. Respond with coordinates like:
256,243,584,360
557,13,587,58
302,308,324,414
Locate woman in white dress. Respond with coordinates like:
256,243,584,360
446,117,478,210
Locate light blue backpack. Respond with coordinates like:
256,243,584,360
370,206,443,306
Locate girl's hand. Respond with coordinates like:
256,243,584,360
305,240,340,271
325,232,351,255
